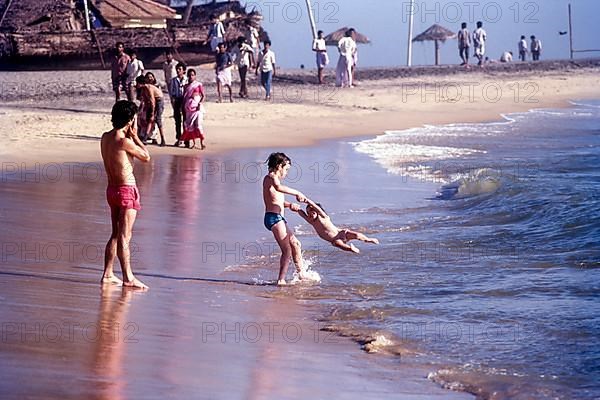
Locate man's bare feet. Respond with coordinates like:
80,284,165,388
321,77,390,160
277,279,287,286
367,238,379,244
101,275,123,285
123,278,149,290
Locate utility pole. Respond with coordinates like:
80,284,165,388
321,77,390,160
568,3,574,59
407,0,415,66
83,0,91,31
305,0,318,39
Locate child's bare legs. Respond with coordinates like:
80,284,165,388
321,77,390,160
271,221,293,285
226,84,233,102
346,230,379,244
333,239,360,254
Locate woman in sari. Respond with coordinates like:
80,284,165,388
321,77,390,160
180,69,206,150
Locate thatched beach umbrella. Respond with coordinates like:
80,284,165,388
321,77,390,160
412,24,456,65
324,26,370,46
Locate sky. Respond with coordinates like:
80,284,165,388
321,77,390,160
240,0,600,68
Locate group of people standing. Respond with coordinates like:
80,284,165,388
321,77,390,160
457,21,543,66
112,45,205,150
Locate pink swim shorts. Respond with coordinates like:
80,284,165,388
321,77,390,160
106,185,141,211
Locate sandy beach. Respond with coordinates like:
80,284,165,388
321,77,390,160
1,60,600,399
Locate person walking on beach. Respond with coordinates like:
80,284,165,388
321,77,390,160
236,36,255,98
531,35,542,61
126,50,145,102
262,152,315,285
136,75,166,146
457,22,471,67
215,42,234,103
247,22,260,56
335,28,356,87
473,21,487,67
207,14,226,52
256,40,276,101
111,42,131,102
169,62,188,147
312,30,329,84
181,68,206,150
100,100,150,290
518,35,528,61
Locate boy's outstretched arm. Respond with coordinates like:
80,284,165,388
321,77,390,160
305,199,327,218
273,176,305,201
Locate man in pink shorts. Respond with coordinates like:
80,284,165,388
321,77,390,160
100,100,151,289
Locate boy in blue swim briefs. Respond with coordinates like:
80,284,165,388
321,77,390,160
262,152,321,285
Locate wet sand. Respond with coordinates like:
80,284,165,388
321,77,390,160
0,142,472,399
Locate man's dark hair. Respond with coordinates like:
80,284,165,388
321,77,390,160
135,75,146,85
521,35,526,39
317,30,323,35
116,42,125,49
175,62,186,70
165,49,173,56
531,35,536,39
476,21,483,28
264,40,271,46
111,100,138,129
266,152,291,172
237,35,246,44
210,14,216,20
345,28,355,37
461,22,467,29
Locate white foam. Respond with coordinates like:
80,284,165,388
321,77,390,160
290,256,322,284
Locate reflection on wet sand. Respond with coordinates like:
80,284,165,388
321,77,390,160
91,286,141,400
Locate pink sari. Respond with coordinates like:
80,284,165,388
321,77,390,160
181,80,205,141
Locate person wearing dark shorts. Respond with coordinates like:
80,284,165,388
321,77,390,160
111,42,132,102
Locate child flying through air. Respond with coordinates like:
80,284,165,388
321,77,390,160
296,202,379,254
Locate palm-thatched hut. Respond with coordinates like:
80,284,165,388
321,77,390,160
324,26,370,46
412,24,456,65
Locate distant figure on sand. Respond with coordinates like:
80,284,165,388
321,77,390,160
312,30,329,84
111,42,131,102
100,100,150,289
136,75,166,146
457,22,471,66
530,35,542,61
181,68,206,150
500,51,513,63
215,42,234,103
263,152,314,285
125,50,144,102
207,14,226,52
236,36,255,98
296,203,379,254
162,51,179,91
169,62,188,147
336,28,356,87
256,41,276,100
518,35,528,61
473,21,487,67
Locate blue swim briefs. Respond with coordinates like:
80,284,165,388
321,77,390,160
264,212,286,231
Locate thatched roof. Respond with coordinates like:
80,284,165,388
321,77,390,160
91,0,178,27
324,26,370,46
412,24,456,42
0,0,83,32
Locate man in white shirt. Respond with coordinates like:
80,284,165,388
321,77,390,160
312,30,329,84
126,50,144,101
162,50,179,91
518,35,528,61
236,36,255,98
207,14,226,52
255,40,276,100
473,21,487,67
336,28,356,87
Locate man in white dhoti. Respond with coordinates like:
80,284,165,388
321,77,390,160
473,21,487,67
336,28,356,88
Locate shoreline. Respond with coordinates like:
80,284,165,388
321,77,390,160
1,63,599,163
